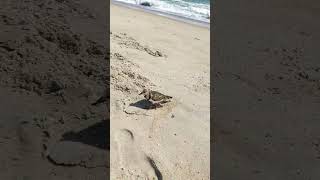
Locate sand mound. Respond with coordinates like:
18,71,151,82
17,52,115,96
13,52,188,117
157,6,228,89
0,0,107,97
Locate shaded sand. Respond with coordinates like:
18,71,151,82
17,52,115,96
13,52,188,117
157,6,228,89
0,0,108,179
213,0,320,179
110,4,210,180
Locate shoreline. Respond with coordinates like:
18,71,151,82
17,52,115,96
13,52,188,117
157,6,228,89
111,3,210,179
111,0,210,29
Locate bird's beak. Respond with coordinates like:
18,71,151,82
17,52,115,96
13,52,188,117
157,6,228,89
139,92,143,95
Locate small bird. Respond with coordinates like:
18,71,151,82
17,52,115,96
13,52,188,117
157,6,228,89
139,88,172,108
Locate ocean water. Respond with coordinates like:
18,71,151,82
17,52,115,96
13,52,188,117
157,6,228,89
113,0,210,23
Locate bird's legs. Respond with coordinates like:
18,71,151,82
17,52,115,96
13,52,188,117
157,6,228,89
146,100,163,110
154,102,162,109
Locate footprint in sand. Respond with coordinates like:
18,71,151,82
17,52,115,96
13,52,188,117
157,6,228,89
115,129,162,180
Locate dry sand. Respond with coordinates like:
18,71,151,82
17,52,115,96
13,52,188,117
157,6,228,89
110,4,210,180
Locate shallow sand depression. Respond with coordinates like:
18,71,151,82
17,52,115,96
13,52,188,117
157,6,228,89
110,4,210,180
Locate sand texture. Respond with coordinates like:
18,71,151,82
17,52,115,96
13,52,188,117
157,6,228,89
0,0,108,179
213,0,320,179
110,4,210,180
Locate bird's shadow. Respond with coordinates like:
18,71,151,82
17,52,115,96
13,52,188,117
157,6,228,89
61,119,109,150
129,99,161,110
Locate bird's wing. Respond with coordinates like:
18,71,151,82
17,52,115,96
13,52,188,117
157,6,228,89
151,91,169,101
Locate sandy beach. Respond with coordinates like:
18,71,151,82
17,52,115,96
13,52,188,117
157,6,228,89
213,0,320,179
110,4,210,180
0,0,108,179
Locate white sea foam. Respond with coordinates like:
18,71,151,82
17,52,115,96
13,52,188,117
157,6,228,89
114,0,210,23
